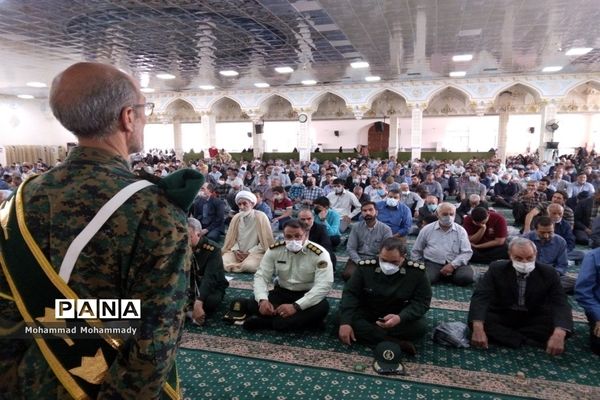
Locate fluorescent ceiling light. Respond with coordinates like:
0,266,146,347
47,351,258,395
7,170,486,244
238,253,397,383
452,54,473,62
565,47,593,56
140,88,155,93
449,71,466,77
350,61,369,69
26,81,46,88
542,66,562,72
365,76,380,82
301,79,317,85
156,73,175,80
17,94,34,99
275,66,294,74
254,82,270,88
219,70,239,77
199,85,215,90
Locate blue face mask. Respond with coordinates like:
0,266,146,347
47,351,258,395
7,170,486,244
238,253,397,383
377,189,385,196
427,204,438,212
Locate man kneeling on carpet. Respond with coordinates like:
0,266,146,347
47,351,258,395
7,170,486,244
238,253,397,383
186,217,229,325
242,219,334,331
338,237,432,355
468,237,573,355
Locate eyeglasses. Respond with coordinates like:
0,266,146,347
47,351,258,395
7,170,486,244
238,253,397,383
132,102,155,117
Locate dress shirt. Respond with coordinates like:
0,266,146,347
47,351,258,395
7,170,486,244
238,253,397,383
411,221,473,267
400,191,424,210
575,249,600,321
524,231,568,275
567,182,596,198
314,208,341,236
327,190,362,218
346,220,393,263
422,181,444,202
376,201,413,236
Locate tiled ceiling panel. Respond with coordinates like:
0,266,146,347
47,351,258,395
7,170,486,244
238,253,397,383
0,0,598,97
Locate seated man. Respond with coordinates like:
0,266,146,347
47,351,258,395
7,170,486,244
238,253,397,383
342,202,393,281
512,181,547,226
469,237,573,354
186,218,229,325
422,173,444,203
399,182,424,216
523,190,574,233
243,219,334,331
491,173,520,208
191,183,225,241
548,203,584,263
327,178,362,232
575,248,600,355
574,190,600,246
456,194,489,225
524,216,573,293
271,186,293,230
459,172,487,201
411,202,475,286
538,178,555,201
416,195,438,224
338,237,431,354
376,189,413,240
253,190,273,220
298,207,336,268
313,196,341,248
463,207,509,264
222,191,274,273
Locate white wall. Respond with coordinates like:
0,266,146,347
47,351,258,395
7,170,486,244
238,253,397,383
216,122,253,151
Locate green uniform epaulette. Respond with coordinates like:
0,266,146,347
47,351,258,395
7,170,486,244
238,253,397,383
358,259,377,266
407,260,426,270
306,243,322,255
270,241,286,249
202,243,216,252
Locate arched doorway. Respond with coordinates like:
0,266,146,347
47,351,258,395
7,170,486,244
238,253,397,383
367,122,389,153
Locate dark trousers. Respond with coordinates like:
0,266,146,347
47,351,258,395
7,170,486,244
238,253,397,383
342,259,358,281
574,229,590,246
330,235,341,248
484,309,556,348
350,310,427,347
187,291,225,315
425,260,474,286
470,244,509,264
247,286,329,331
492,196,513,209
512,202,528,226
585,316,600,356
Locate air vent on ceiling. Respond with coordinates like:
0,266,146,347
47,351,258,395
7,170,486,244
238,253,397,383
407,72,421,76
483,68,498,72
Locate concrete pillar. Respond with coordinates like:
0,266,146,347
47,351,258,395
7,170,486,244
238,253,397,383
497,111,509,165
201,113,216,157
173,119,183,160
388,116,399,158
539,102,558,162
410,106,423,160
297,113,312,162
252,122,264,159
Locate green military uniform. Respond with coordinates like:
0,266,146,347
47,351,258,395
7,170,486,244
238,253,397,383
0,146,201,399
339,258,432,346
187,237,229,314
249,240,334,330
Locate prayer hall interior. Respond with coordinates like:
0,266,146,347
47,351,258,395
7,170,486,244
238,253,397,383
0,1,599,399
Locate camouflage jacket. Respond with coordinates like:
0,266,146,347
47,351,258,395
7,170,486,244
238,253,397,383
0,146,192,399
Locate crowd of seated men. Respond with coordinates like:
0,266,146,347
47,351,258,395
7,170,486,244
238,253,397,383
3,146,599,357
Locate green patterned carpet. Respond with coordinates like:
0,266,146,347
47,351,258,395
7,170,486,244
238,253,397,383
177,206,600,400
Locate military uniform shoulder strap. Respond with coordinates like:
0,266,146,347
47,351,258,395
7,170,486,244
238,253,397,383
305,242,323,256
358,259,378,266
406,260,426,271
269,241,286,249
200,238,220,253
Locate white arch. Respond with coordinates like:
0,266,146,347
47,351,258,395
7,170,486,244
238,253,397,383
425,84,472,104
256,92,295,109
364,88,408,109
308,90,350,110
563,79,600,97
207,95,244,111
491,81,543,101
157,96,200,113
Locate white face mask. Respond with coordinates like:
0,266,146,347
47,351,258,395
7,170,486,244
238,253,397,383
512,260,535,274
439,215,455,226
285,240,304,253
469,176,478,183
386,198,399,207
401,190,410,195
379,259,400,275
335,187,344,194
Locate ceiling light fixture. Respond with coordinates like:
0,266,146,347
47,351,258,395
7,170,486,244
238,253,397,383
452,54,473,62
219,70,239,77
350,61,369,69
565,47,593,56
449,71,467,77
26,81,46,88
156,73,175,80
140,88,155,93
365,76,381,82
199,85,215,90
275,66,294,74
254,82,270,88
301,79,317,85
542,66,562,72
17,94,34,99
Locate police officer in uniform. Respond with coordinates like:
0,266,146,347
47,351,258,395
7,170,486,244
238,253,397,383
339,237,432,354
186,218,229,326
243,219,334,331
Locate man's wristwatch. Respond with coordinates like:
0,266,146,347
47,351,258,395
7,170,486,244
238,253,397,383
293,303,302,312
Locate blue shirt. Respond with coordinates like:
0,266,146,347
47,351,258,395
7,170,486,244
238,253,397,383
254,202,273,220
376,201,413,236
314,208,341,237
575,248,600,321
554,220,575,252
524,231,568,275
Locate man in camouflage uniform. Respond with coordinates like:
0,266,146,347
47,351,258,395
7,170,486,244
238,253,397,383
338,237,432,355
243,219,334,331
0,62,199,399
186,217,229,326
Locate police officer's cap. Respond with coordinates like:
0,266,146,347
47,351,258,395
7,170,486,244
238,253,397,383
372,341,406,375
